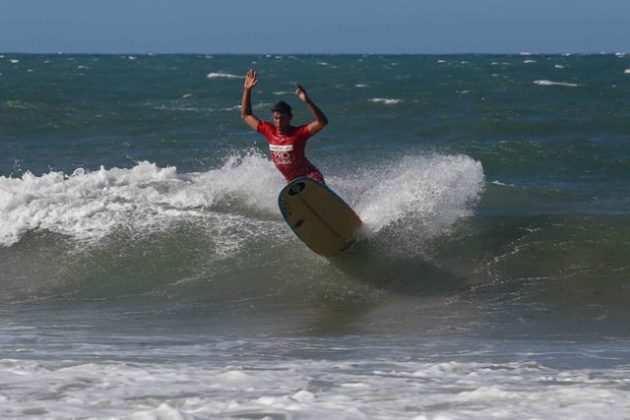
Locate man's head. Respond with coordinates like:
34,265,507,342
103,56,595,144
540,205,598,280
271,101,292,116
271,101,293,130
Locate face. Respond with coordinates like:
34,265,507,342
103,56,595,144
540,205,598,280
272,111,292,130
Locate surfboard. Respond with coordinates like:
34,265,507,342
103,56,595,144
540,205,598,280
278,177,362,257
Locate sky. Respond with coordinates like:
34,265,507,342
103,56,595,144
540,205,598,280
1,0,629,54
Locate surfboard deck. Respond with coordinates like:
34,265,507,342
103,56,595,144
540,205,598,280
278,177,362,257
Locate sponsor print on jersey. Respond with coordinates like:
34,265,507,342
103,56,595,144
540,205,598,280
270,144,295,165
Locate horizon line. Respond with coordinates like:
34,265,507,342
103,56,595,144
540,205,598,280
2,51,629,56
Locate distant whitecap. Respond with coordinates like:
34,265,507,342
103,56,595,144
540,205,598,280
534,80,579,87
624,69,630,74
206,72,242,79
491,180,513,187
369,98,403,105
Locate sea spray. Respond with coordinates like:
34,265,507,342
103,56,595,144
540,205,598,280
0,153,284,247
1,152,483,252
353,154,484,251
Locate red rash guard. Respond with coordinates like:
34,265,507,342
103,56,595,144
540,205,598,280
257,121,325,183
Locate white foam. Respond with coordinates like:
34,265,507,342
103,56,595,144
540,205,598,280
206,72,242,79
1,357,628,419
355,84,368,88
523,60,536,64
369,98,403,105
456,386,516,402
534,80,579,87
1,151,485,256
0,155,284,248
624,69,630,74
353,154,484,246
292,390,316,403
554,64,565,69
10,59,19,64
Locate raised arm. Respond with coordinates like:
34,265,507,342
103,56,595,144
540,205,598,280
241,69,261,131
295,84,328,135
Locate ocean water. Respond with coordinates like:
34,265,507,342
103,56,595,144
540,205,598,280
1,53,630,419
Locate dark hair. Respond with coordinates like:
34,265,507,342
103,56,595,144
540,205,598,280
270,101,292,115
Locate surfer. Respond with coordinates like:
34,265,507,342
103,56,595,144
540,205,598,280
241,69,329,184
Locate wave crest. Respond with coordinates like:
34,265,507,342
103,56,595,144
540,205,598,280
0,153,283,247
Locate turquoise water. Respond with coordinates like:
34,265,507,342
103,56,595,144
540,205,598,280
2,53,630,418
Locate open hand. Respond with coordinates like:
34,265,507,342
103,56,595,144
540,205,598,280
244,69,258,90
295,83,309,102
